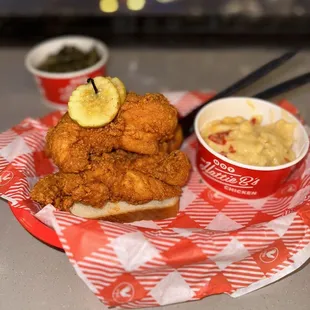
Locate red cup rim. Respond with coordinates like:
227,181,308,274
194,96,309,172
25,35,109,79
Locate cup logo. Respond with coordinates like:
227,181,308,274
259,247,279,263
0,171,14,186
112,282,135,303
199,158,260,189
59,76,88,102
34,77,45,95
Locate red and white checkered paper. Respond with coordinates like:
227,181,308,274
1,91,310,309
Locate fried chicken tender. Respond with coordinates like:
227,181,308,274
31,150,191,211
46,92,178,173
159,124,183,153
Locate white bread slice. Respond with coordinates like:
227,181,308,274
70,197,179,223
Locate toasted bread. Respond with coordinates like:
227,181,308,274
70,197,179,223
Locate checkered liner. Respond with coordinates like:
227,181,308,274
1,92,310,309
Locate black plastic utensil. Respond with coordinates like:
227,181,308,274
180,50,299,138
253,72,310,100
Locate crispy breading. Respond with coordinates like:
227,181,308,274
46,92,179,173
159,124,183,153
31,150,191,210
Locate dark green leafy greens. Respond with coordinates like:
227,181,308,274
37,46,101,73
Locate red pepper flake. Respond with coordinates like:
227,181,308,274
229,145,236,153
250,117,257,125
284,157,289,162
208,131,230,145
220,152,227,157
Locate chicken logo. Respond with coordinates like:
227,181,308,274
0,171,14,187
207,190,224,203
112,282,135,303
259,247,279,264
281,183,297,196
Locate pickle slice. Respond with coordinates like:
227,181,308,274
108,77,127,104
68,76,121,128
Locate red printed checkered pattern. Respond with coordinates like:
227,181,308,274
1,92,310,308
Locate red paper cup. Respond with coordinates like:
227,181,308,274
194,97,309,199
25,35,109,109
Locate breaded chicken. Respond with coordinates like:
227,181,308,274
31,150,191,211
159,124,183,153
46,92,179,173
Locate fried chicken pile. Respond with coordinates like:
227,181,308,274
46,92,182,173
31,92,190,213
31,150,190,211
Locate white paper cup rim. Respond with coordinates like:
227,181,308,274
25,35,109,79
194,97,309,172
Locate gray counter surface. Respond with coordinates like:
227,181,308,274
0,47,310,310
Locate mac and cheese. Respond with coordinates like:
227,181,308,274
201,116,295,167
